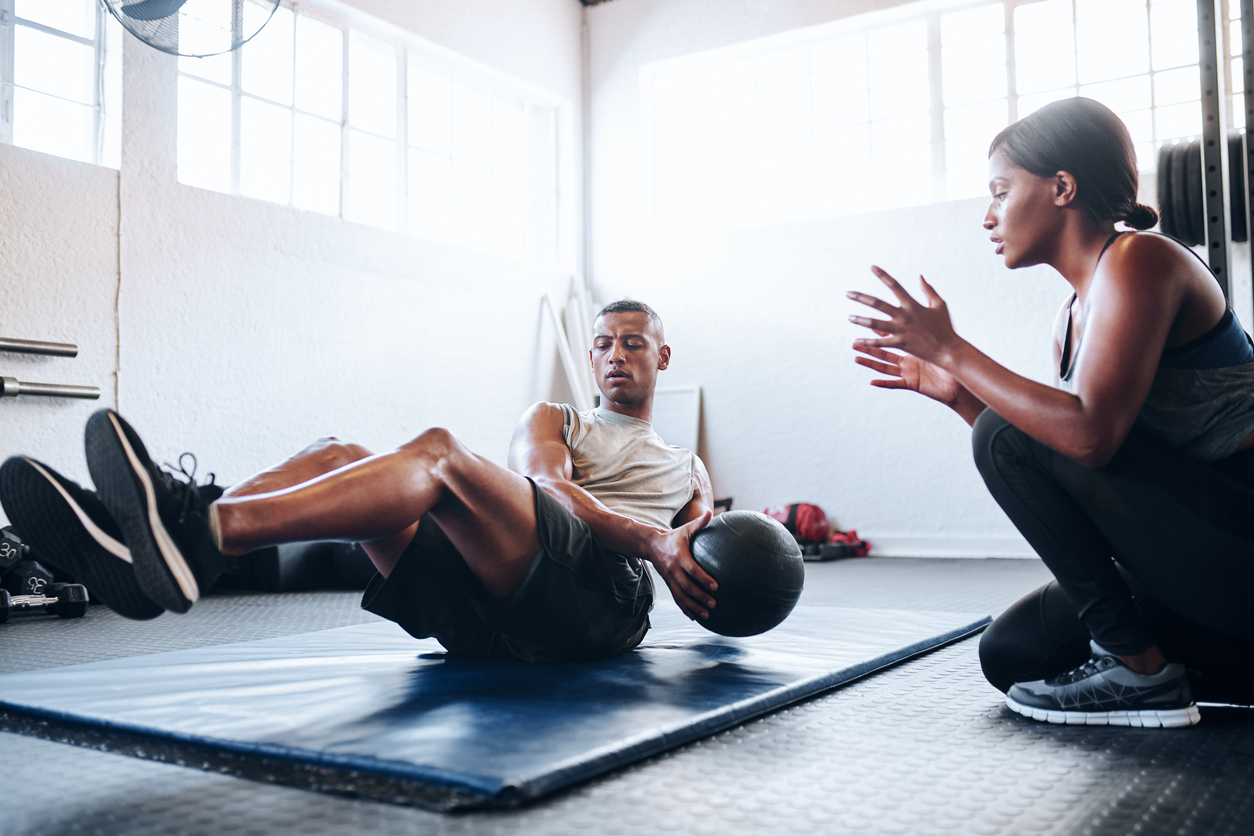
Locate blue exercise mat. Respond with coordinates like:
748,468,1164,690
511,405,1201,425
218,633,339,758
0,606,987,809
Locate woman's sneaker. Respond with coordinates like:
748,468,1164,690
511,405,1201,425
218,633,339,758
1006,641,1201,728
0,456,164,620
85,409,228,614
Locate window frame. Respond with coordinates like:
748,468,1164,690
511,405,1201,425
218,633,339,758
176,0,573,270
639,0,1224,236
0,0,119,166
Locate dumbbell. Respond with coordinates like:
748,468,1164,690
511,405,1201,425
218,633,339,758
0,583,90,624
0,526,30,576
2,559,54,597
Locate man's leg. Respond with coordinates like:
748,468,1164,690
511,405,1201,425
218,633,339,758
220,437,418,574
214,428,541,597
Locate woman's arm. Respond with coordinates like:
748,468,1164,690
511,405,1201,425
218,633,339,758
850,235,1199,467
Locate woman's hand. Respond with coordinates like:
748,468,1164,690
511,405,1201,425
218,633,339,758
848,266,988,424
853,341,968,406
847,266,962,367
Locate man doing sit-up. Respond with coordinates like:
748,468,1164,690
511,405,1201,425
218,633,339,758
0,301,716,661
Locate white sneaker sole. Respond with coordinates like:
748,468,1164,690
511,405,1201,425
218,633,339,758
106,412,200,607
1005,694,1201,728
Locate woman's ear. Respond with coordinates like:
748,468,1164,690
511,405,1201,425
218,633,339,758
1054,170,1079,207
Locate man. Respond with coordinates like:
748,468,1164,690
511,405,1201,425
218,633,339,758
0,301,717,662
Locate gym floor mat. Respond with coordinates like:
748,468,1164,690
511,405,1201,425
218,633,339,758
0,604,986,810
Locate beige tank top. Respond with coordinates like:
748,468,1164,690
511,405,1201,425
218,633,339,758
559,405,696,530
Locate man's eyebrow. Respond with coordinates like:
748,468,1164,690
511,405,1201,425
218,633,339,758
593,333,647,340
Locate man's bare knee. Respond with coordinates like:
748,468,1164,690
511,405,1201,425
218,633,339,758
399,428,468,477
308,438,373,471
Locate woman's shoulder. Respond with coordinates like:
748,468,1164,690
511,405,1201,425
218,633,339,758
1104,230,1198,268
1098,230,1211,289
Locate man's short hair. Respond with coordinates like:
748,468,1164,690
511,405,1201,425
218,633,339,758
595,300,664,342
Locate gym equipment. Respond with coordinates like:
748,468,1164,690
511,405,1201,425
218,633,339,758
214,542,376,593
1155,133,1249,247
690,511,805,637
2,560,54,597
802,541,852,561
0,338,77,357
0,605,988,810
0,337,99,400
0,583,89,624
0,378,100,400
101,0,280,58
0,526,29,575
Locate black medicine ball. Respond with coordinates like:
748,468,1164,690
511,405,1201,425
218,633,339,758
690,511,805,637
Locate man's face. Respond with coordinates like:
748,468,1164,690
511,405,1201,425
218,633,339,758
590,311,670,407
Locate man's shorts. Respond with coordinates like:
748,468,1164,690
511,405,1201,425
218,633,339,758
362,479,654,662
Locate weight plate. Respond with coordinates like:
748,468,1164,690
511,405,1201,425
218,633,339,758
1186,138,1205,248
1228,131,1247,243
1157,142,1175,237
1170,142,1192,245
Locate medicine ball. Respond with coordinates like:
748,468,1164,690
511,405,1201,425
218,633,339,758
690,511,805,637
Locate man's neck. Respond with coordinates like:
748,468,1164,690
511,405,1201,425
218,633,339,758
599,396,653,423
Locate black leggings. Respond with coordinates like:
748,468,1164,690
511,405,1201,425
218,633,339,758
971,410,1254,700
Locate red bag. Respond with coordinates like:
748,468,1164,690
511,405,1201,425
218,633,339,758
763,503,830,544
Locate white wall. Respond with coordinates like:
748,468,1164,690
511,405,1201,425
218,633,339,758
0,0,584,520
582,0,1081,556
0,147,122,491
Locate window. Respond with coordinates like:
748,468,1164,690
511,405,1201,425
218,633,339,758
642,0,1214,237
177,0,566,268
0,0,122,167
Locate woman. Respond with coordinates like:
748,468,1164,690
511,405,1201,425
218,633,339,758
849,97,1254,728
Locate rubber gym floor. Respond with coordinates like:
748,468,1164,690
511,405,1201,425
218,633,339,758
2,556,1252,836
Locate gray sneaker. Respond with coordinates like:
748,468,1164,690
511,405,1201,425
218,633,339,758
1006,641,1201,728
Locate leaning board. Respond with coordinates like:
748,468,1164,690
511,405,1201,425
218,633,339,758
0,605,988,810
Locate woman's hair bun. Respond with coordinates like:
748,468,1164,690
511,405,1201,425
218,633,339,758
1123,203,1159,230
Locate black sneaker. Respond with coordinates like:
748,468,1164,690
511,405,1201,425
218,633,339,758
85,409,228,614
0,456,165,620
1006,641,1201,728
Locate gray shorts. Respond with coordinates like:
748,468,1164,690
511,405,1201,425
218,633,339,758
362,479,653,662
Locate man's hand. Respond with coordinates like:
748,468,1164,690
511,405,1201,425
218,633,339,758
645,510,717,620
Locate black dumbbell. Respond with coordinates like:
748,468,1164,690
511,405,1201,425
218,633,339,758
0,583,90,623
45,583,89,619
2,559,54,597
0,526,29,576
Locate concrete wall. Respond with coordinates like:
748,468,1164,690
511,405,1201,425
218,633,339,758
0,0,584,518
583,0,1253,556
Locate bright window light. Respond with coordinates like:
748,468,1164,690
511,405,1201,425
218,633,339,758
2,0,122,167
174,0,565,267
643,0,1217,237
13,0,95,40
177,76,232,192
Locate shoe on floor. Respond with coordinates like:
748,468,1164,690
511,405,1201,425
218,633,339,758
0,456,165,620
1006,640,1201,728
85,409,227,614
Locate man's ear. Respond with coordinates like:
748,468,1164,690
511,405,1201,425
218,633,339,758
1054,170,1079,206
657,344,671,371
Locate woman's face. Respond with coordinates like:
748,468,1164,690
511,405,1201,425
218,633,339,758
983,148,1066,269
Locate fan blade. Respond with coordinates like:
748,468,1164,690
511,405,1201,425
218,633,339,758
120,0,189,22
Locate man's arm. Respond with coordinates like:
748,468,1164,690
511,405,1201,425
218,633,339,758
673,455,713,526
507,403,717,620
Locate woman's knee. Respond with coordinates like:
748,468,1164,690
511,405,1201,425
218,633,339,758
978,612,1025,694
971,408,1037,483
979,582,1089,692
